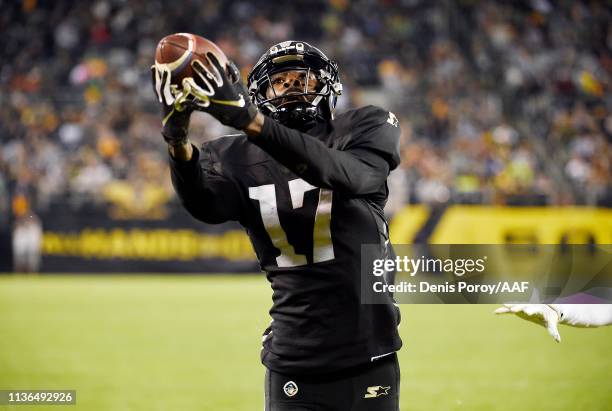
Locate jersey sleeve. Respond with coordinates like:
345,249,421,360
248,106,401,195
169,144,242,224
552,304,612,327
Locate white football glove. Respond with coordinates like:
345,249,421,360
495,304,562,342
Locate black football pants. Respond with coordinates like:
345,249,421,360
264,353,400,411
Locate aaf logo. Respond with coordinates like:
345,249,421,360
387,112,399,127
364,385,391,399
283,381,298,397
270,41,304,55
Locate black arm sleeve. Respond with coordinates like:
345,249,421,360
248,106,401,195
169,144,242,224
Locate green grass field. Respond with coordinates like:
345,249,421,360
0,275,611,411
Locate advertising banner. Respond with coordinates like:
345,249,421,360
38,204,258,273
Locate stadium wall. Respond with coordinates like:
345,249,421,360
2,205,610,273
389,205,612,245
37,204,258,273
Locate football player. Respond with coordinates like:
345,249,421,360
152,41,402,410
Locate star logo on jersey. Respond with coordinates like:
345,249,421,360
283,381,298,397
364,385,391,398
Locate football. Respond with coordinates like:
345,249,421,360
154,33,228,85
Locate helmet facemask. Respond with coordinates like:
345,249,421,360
248,42,342,131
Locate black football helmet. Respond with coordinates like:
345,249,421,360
247,41,342,130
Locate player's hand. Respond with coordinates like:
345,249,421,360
183,53,258,130
495,304,562,342
151,63,193,146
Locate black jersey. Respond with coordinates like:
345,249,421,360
170,105,402,376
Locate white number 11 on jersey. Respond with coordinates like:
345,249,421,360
249,178,334,267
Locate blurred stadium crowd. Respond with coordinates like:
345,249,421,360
0,0,610,222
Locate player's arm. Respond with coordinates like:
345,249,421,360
495,304,612,342
168,141,193,162
245,108,400,195
169,143,242,224
184,55,400,195
152,63,242,224
551,304,612,327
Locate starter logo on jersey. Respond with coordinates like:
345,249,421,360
283,381,298,397
364,385,391,398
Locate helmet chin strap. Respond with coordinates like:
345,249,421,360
270,101,325,131
267,71,330,129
